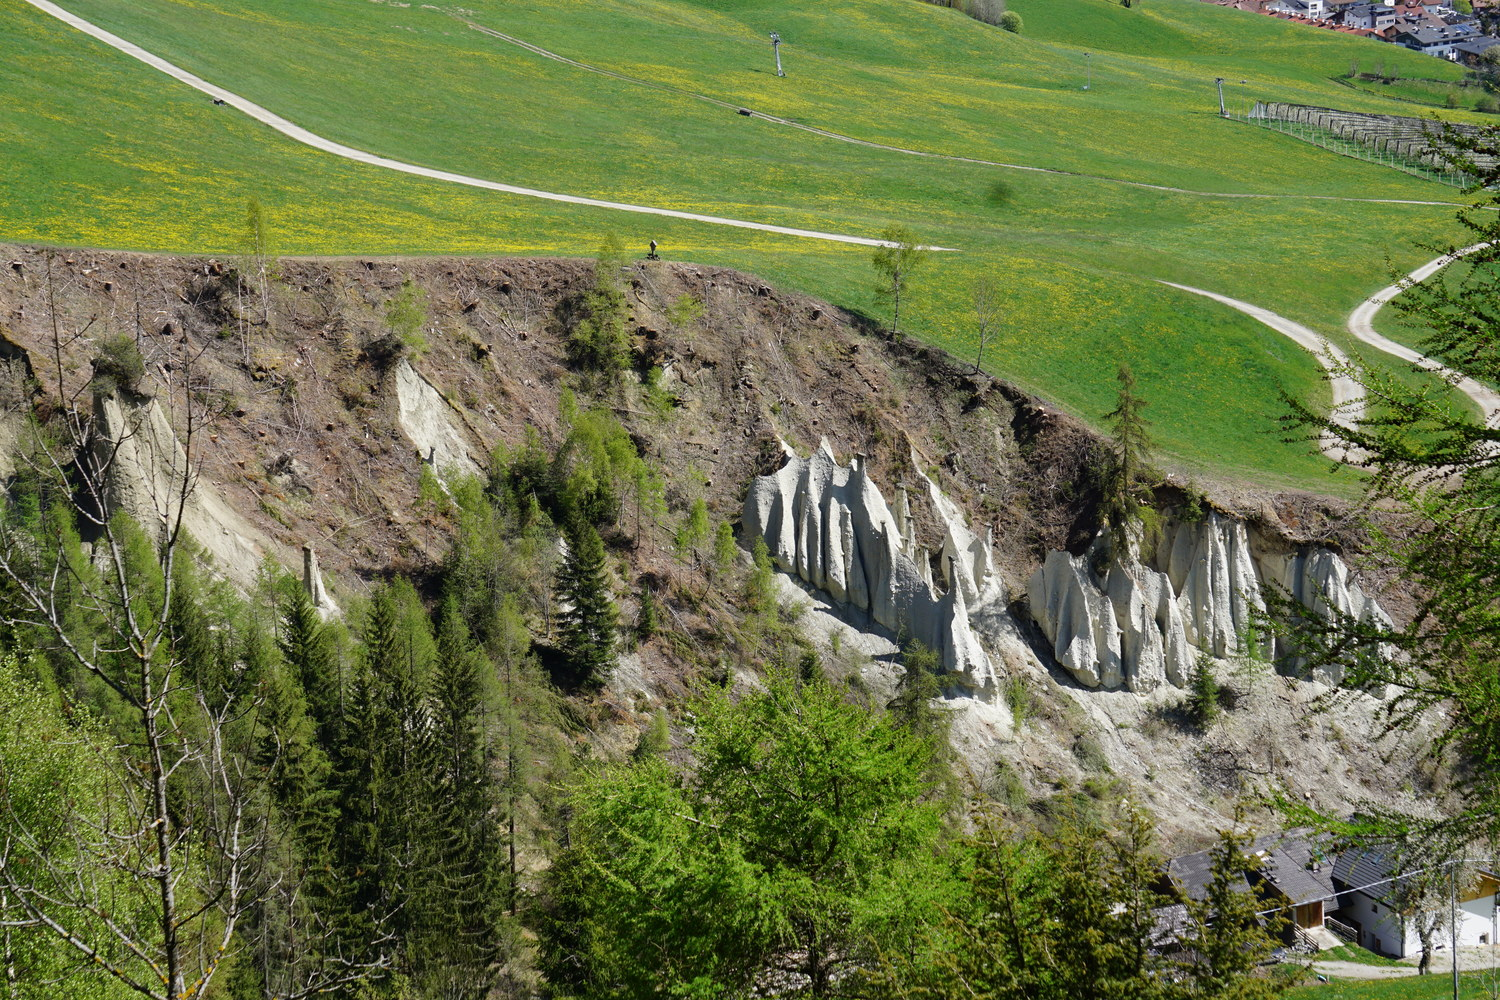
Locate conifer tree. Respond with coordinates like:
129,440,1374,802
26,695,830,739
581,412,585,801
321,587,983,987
555,521,617,687
1101,364,1156,559
633,708,671,761
712,520,738,581
251,655,344,1000
412,598,510,998
1188,652,1222,730
330,584,435,977
493,595,566,918
1186,827,1288,997
888,637,944,735
278,581,342,747
1272,126,1500,845
674,498,710,567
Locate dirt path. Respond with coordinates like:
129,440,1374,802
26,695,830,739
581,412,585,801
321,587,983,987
1158,282,1364,462
1308,960,1418,980
21,0,953,251
454,14,1467,210
1347,243,1500,428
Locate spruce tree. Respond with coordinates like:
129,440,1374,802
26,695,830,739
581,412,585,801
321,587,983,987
555,521,617,687
412,598,510,998
330,584,435,976
1186,827,1287,997
278,582,342,748
1187,652,1222,730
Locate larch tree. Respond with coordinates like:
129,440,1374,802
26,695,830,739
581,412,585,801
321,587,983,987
1269,125,1500,844
1101,363,1156,559
872,225,928,341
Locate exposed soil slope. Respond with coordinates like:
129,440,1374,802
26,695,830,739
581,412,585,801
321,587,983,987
0,243,1438,845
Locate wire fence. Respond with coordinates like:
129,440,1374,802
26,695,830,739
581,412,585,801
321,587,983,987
1225,111,1471,187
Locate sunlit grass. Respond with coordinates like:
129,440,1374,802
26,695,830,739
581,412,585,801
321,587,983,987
0,0,1484,489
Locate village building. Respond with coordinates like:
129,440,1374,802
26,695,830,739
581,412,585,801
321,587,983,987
1331,850,1500,958
1453,34,1500,62
1336,3,1398,30
1163,834,1500,959
1393,21,1482,55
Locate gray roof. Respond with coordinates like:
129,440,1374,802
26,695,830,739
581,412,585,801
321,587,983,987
1168,848,1249,902
1453,35,1500,54
1168,830,1334,905
1260,846,1337,905
1398,23,1480,43
1149,903,1193,950
1332,847,1404,905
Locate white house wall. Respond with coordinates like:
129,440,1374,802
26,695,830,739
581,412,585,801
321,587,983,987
1460,894,1500,946
1338,891,1500,956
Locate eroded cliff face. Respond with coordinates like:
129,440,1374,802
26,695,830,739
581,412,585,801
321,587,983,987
94,391,268,587
743,440,1004,699
1027,513,1391,691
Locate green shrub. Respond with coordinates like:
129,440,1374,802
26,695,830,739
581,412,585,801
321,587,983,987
568,237,632,377
91,334,145,394
384,278,428,356
1005,675,1033,728
1072,733,1110,773
999,10,1023,32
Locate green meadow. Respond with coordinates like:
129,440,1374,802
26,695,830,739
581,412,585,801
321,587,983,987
0,0,1487,488
1287,969,1500,999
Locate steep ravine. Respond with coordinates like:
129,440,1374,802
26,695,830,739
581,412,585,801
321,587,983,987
0,244,1441,845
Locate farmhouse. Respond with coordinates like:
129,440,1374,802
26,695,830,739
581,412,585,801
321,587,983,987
1331,850,1500,958
1164,834,1500,958
1165,831,1340,947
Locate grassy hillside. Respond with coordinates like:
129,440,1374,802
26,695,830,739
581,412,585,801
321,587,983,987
1287,969,1500,999
0,0,1485,487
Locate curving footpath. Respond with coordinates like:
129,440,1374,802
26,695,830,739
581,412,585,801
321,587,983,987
1158,282,1364,463
20,0,955,251
1348,243,1500,428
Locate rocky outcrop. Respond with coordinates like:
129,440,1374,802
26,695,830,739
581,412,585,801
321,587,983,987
1027,513,1390,691
95,392,267,586
742,440,1002,697
302,544,339,619
394,360,480,479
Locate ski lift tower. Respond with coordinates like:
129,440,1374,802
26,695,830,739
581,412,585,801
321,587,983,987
771,31,785,77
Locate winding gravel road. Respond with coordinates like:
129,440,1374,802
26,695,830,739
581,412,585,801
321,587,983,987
21,0,954,251
25,0,1499,442
1348,243,1500,427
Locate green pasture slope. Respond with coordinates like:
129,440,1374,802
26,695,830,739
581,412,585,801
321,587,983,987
1287,969,1500,999
0,0,1485,487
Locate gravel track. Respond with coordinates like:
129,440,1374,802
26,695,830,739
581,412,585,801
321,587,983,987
21,0,953,251
1348,243,1500,427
